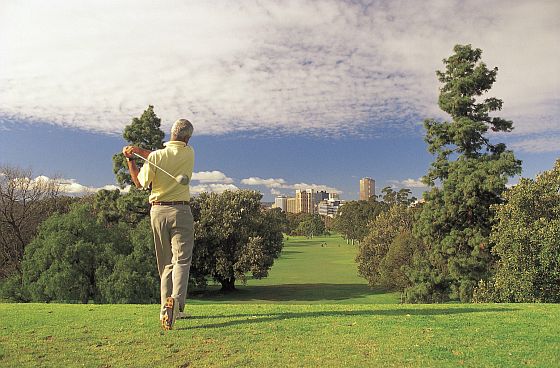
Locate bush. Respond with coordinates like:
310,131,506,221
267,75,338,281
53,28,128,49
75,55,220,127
21,203,124,303
356,205,417,289
378,231,423,290
477,160,560,302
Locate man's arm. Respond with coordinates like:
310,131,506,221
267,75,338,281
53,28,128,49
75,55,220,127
122,146,152,188
123,146,152,160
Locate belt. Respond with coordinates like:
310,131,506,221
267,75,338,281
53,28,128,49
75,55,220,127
151,201,189,206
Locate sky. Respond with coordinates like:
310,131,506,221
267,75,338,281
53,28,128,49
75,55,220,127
1,0,559,201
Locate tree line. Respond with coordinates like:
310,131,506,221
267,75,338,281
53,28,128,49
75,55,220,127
353,45,559,303
1,107,284,302
1,44,558,304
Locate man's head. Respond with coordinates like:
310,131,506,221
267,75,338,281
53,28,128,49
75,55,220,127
171,119,194,143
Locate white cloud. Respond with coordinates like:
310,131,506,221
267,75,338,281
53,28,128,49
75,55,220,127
191,171,233,183
240,176,342,194
509,136,560,153
389,178,429,189
190,183,238,195
30,176,131,195
270,188,282,196
240,177,287,188
291,182,342,194
0,0,557,144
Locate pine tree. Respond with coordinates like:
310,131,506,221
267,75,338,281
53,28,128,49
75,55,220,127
409,44,522,302
112,105,165,187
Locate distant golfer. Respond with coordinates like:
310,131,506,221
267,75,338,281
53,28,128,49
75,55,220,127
122,118,195,330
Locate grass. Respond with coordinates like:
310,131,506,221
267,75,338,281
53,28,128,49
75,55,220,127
1,234,559,367
190,234,400,304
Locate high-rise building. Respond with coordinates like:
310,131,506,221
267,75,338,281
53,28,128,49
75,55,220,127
273,195,288,212
318,199,344,218
315,190,329,203
329,192,340,200
360,177,375,200
286,197,298,213
296,189,318,214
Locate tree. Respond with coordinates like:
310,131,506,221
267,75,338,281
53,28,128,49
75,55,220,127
93,188,150,226
285,212,309,235
380,187,417,206
0,166,71,277
295,214,325,238
97,217,160,303
21,203,127,303
112,105,165,188
473,160,560,303
190,190,284,291
410,44,522,302
107,105,166,224
356,205,419,289
333,199,387,244
379,231,424,291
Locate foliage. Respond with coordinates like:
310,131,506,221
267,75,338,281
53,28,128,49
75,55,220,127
21,203,127,303
410,44,522,302
97,217,159,303
112,105,165,187
285,212,309,235
357,205,420,290
333,199,388,243
380,186,417,206
294,214,325,237
474,160,560,302
94,188,150,226
380,231,424,291
190,190,284,291
0,166,73,278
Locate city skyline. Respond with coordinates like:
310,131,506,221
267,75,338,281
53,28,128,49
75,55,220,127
1,1,558,202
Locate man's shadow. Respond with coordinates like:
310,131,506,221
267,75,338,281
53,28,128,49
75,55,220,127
176,307,517,330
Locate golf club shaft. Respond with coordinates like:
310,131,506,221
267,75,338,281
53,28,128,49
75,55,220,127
132,153,177,180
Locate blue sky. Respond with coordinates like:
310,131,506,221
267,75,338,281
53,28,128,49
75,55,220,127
1,1,559,201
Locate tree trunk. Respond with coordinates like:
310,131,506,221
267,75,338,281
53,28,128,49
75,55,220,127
220,277,236,292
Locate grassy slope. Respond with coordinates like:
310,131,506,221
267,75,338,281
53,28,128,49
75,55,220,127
190,234,400,304
1,235,559,367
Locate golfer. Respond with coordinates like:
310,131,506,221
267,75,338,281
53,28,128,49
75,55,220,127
122,118,195,330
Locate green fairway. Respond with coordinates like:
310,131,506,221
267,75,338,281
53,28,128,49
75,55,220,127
190,234,400,304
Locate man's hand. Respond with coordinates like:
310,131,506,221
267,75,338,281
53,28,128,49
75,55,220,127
122,146,151,160
122,146,136,159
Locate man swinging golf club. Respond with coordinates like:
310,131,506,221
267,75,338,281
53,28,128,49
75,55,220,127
122,118,195,330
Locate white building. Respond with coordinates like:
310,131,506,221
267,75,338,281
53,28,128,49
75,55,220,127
273,195,288,212
318,199,344,218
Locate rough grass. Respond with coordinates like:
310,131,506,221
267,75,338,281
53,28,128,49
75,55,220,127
1,303,559,367
1,235,559,367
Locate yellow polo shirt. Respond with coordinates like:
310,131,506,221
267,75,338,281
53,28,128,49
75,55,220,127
137,141,194,203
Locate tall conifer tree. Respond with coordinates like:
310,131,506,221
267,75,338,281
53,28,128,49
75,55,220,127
408,45,522,302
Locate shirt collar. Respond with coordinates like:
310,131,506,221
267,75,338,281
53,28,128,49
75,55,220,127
164,141,187,147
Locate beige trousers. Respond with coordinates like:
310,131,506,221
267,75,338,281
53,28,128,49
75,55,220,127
150,204,194,315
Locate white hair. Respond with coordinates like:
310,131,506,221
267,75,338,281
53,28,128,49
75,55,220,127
171,119,193,141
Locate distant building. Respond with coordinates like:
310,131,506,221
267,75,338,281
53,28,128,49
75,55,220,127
315,190,329,203
329,192,340,200
318,199,344,218
359,177,375,200
273,195,288,212
296,189,316,214
286,197,298,213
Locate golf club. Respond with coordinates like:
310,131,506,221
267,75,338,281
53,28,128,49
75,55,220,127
132,153,190,186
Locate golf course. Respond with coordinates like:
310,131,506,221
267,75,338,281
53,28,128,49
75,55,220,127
1,235,559,367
